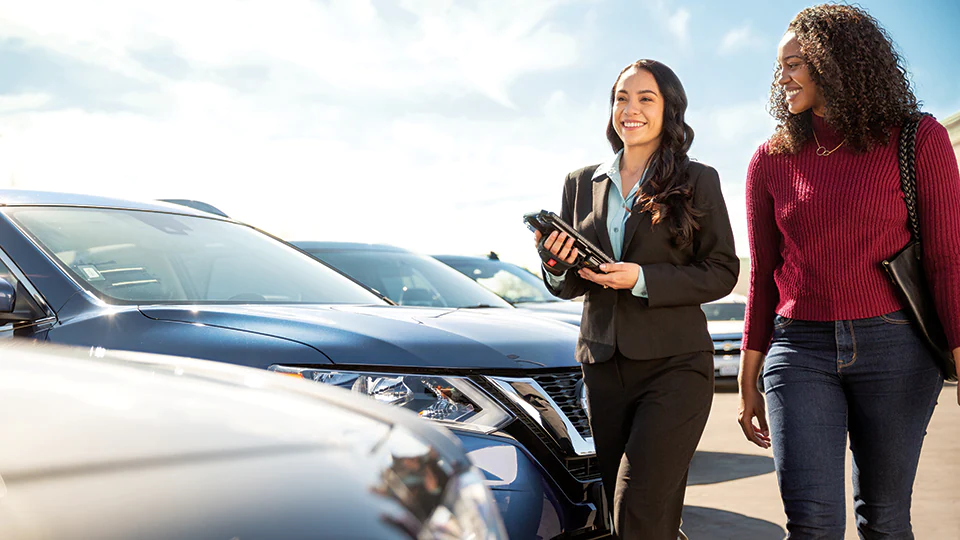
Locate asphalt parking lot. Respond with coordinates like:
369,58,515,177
682,381,960,539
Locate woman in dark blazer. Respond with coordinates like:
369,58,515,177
535,59,739,540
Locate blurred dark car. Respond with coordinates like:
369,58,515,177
433,252,583,326
0,190,609,540
0,341,505,540
292,242,514,309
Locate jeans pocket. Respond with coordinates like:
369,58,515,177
773,314,794,330
879,310,912,325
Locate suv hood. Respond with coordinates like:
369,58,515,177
139,304,579,370
0,342,392,476
515,301,584,326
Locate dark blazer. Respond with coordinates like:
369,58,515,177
542,161,739,363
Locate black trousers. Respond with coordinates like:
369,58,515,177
582,349,713,540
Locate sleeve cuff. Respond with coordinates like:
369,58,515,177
631,266,648,298
544,266,566,287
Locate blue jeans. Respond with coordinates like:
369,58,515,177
763,310,944,540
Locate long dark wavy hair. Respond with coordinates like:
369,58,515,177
768,4,921,154
606,59,700,248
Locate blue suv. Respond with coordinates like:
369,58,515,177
0,190,609,539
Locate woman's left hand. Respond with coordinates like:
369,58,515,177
579,263,640,290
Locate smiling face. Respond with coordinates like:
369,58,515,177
611,66,664,151
777,31,826,116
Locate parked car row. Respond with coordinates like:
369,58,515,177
294,243,746,381
434,253,585,327
0,190,609,539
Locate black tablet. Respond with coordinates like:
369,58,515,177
523,210,614,273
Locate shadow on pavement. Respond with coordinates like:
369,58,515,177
688,451,775,486
682,506,786,539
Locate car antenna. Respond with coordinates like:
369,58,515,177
487,251,499,260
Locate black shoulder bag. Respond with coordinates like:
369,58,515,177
881,113,958,381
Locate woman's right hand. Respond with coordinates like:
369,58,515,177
737,349,771,449
534,230,579,275
738,385,770,449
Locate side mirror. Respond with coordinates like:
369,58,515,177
0,278,35,323
0,277,14,314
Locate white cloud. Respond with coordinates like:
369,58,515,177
666,8,691,44
719,23,762,55
0,94,51,114
0,0,769,273
642,0,691,46
0,76,608,274
0,0,580,106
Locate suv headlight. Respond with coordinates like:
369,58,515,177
269,366,512,434
420,467,507,540
377,427,506,540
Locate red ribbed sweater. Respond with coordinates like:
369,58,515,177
744,115,960,353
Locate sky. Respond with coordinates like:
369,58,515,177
1,0,958,272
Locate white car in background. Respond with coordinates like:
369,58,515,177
702,293,747,379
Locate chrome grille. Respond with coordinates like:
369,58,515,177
711,334,742,355
530,372,592,440
480,373,599,481
565,455,602,481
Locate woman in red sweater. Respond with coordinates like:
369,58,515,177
737,5,960,538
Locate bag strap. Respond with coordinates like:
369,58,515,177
898,113,931,244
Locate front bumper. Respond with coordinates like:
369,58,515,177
711,332,743,378
713,353,740,378
455,431,609,539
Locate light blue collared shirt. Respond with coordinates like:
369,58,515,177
546,150,648,297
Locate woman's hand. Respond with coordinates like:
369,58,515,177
534,230,579,275
738,349,771,449
738,385,770,449
578,263,640,290
952,348,960,406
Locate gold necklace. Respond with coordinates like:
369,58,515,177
813,130,845,157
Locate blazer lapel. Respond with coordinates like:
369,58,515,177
621,182,652,256
621,207,646,256
592,175,616,259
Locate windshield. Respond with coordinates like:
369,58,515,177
701,302,746,321
302,249,512,308
440,259,554,304
6,208,384,305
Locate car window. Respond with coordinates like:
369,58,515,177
306,250,512,308
444,260,554,304
701,302,746,321
5,208,385,305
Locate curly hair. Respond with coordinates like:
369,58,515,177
606,59,701,248
768,4,921,154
